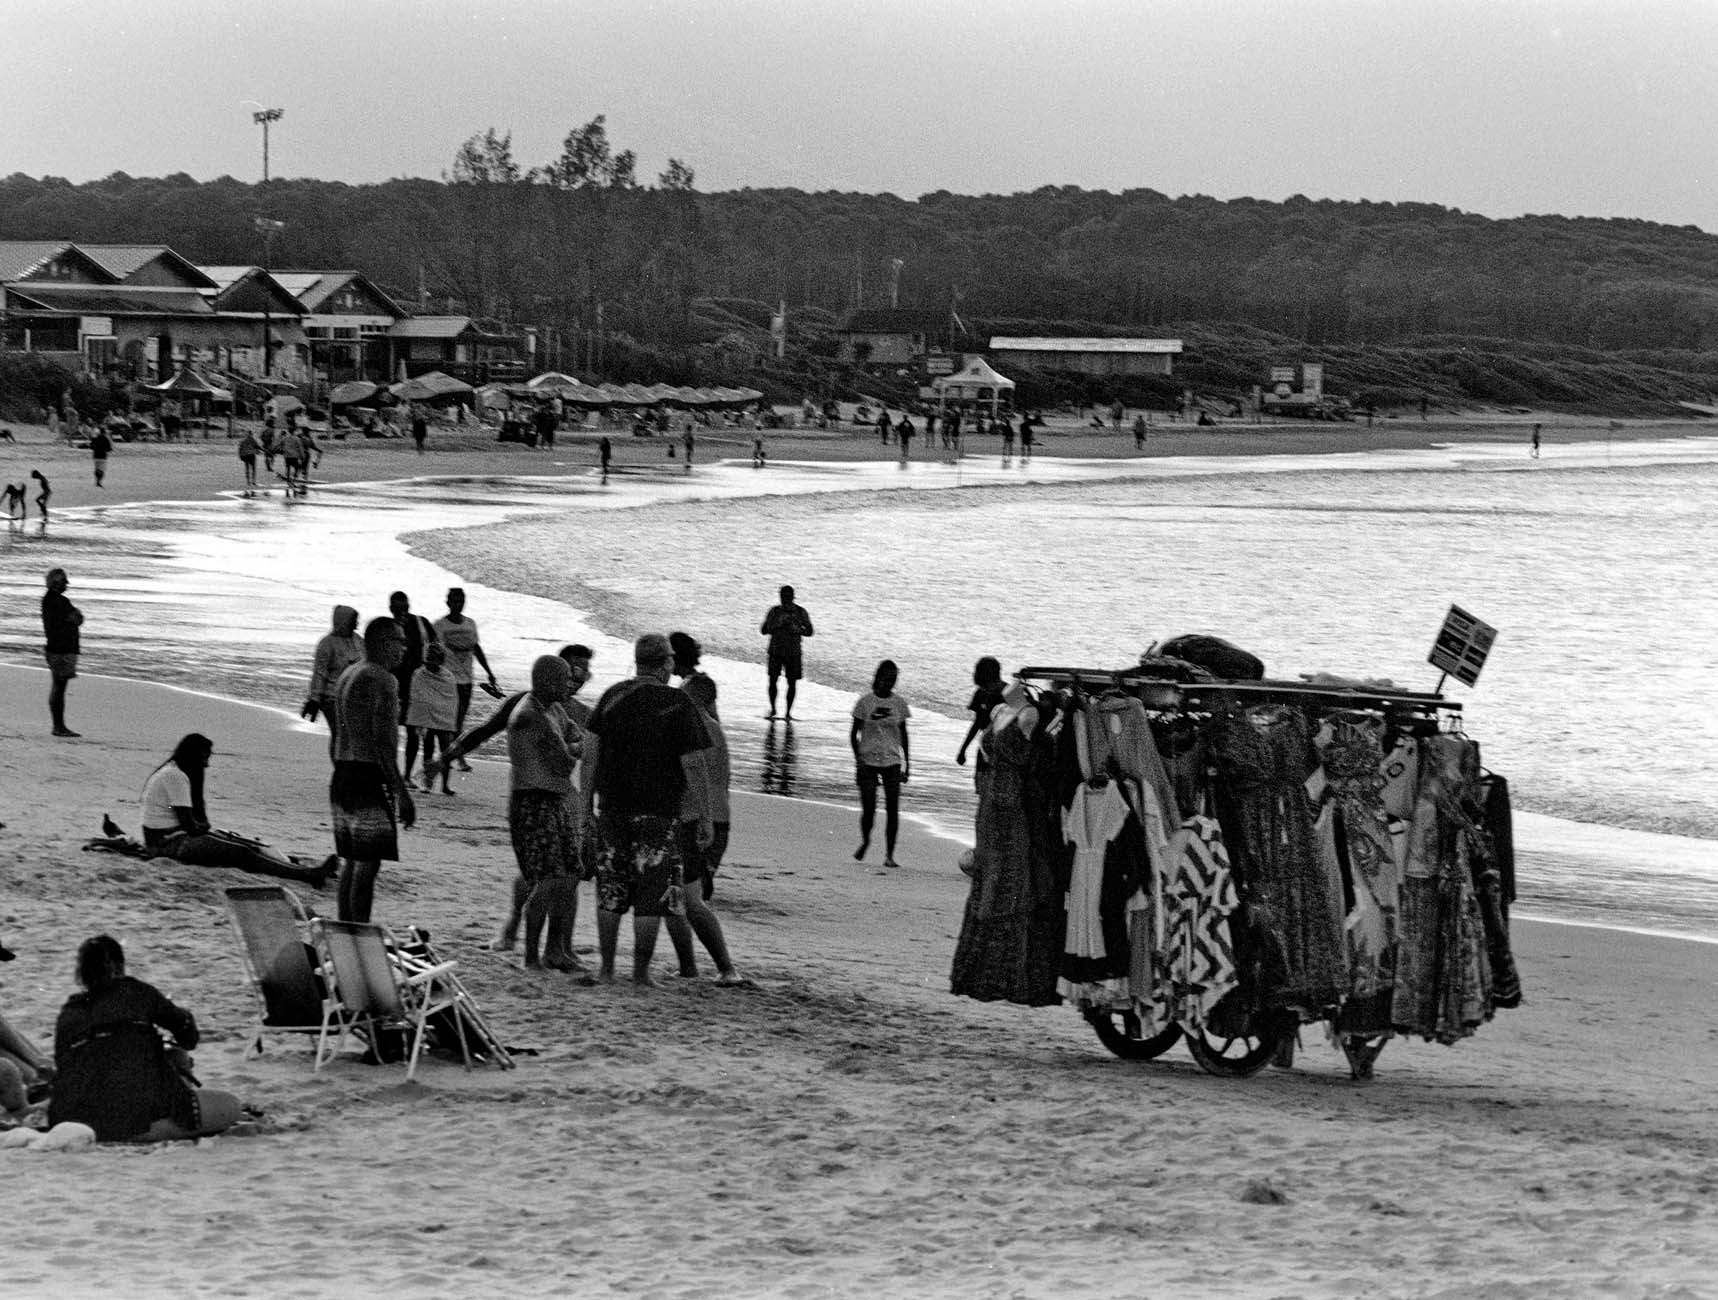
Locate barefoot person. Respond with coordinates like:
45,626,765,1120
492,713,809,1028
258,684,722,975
31,469,51,520
429,644,596,951
330,617,415,923
133,733,332,887
51,935,243,1142
850,660,910,868
404,643,458,794
302,604,362,753
586,633,711,985
41,567,84,737
506,655,585,970
760,585,814,720
433,586,499,753
665,673,746,985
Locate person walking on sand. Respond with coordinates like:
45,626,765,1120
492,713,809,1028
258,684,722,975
433,586,498,755
586,633,711,985
760,584,814,720
404,643,458,794
505,655,585,971
88,426,112,488
330,617,416,923
599,435,612,482
1133,412,1148,451
1531,423,1542,459
237,428,260,494
851,659,910,869
30,469,51,520
666,672,748,985
876,408,892,445
303,604,363,753
42,567,84,737
387,591,438,769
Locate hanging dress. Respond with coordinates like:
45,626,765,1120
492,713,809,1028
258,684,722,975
1394,734,1492,1043
1317,715,1402,1035
951,722,1064,1006
1058,779,1141,1008
1134,813,1241,1033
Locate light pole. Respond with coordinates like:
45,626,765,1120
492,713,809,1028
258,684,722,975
252,107,283,183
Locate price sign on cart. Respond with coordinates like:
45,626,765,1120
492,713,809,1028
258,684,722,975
1429,604,1497,689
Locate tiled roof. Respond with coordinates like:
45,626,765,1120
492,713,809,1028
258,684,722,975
5,284,215,316
0,241,76,281
390,315,473,339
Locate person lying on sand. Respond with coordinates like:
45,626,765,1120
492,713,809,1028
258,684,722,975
50,934,243,1142
103,733,333,889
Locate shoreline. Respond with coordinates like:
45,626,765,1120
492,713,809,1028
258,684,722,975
4,666,1718,1295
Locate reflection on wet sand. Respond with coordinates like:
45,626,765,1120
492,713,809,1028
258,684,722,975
759,720,798,796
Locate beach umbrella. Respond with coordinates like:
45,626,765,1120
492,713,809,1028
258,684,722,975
526,371,584,390
330,380,381,407
390,370,474,403
146,367,220,395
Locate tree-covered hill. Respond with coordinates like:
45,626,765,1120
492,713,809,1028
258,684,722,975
8,121,1718,412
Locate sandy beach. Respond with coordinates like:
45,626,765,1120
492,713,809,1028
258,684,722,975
2,663,1717,1299
4,413,1718,1298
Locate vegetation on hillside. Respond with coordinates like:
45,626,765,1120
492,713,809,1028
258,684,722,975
7,117,1718,413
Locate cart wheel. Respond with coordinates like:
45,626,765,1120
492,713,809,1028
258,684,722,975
1184,1024,1285,1078
1084,1008,1183,1061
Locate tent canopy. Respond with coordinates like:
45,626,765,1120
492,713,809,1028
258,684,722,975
526,371,584,390
390,370,475,403
330,380,381,407
932,357,1015,414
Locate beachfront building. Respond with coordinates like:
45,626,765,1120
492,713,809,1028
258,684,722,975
835,308,959,372
389,315,532,385
987,336,1183,378
272,270,406,386
0,240,319,381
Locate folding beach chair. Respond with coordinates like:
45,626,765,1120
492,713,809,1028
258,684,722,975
311,920,469,1082
224,885,326,1059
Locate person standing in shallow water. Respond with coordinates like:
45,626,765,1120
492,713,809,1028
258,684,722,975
851,659,910,869
42,567,84,737
1531,423,1542,459
760,585,814,720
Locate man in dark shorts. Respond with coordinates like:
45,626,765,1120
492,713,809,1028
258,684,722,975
387,590,438,732
759,584,814,720
41,567,84,737
585,633,711,985
330,618,416,923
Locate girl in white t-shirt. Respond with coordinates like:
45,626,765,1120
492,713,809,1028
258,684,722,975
849,660,910,869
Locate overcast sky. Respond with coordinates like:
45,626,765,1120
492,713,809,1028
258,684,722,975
6,0,1716,229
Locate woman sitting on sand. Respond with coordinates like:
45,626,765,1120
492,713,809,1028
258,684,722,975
136,733,332,889
50,934,241,1142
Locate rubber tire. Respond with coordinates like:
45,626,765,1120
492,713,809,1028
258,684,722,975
1184,1025,1285,1078
1084,1008,1183,1062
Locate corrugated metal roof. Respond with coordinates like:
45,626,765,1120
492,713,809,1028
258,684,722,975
0,241,76,281
989,337,1184,354
391,315,472,339
78,244,218,288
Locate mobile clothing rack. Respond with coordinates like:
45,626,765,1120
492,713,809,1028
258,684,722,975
952,663,1516,1081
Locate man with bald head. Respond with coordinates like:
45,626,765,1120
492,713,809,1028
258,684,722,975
330,617,416,923
506,654,584,970
585,633,711,985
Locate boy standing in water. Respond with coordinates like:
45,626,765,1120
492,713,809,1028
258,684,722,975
760,585,814,720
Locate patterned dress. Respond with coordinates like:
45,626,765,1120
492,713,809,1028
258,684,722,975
1318,716,1401,1035
1135,814,1241,1032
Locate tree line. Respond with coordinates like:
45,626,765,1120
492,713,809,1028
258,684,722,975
7,117,1718,401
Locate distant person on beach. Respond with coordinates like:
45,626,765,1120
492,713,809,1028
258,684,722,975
895,414,915,459
1531,423,1542,458
42,567,83,737
876,409,891,445
260,420,277,473
850,659,910,869
954,656,1006,774
31,469,51,519
752,433,766,468
387,590,438,734
599,435,612,482
760,585,814,720
51,934,242,1143
412,405,428,455
3,481,25,520
666,672,747,985
429,644,596,955
504,654,585,970
683,427,695,471
404,643,458,795
303,604,363,753
88,426,112,487
237,429,260,494
131,732,332,887
586,633,711,985
433,586,498,750
1133,413,1148,450
330,616,416,923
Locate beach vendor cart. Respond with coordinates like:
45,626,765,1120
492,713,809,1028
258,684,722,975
950,648,1519,1081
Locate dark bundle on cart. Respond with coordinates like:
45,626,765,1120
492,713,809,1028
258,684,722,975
948,645,1520,1081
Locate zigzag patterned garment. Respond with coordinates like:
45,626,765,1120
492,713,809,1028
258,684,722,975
1137,814,1241,1032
